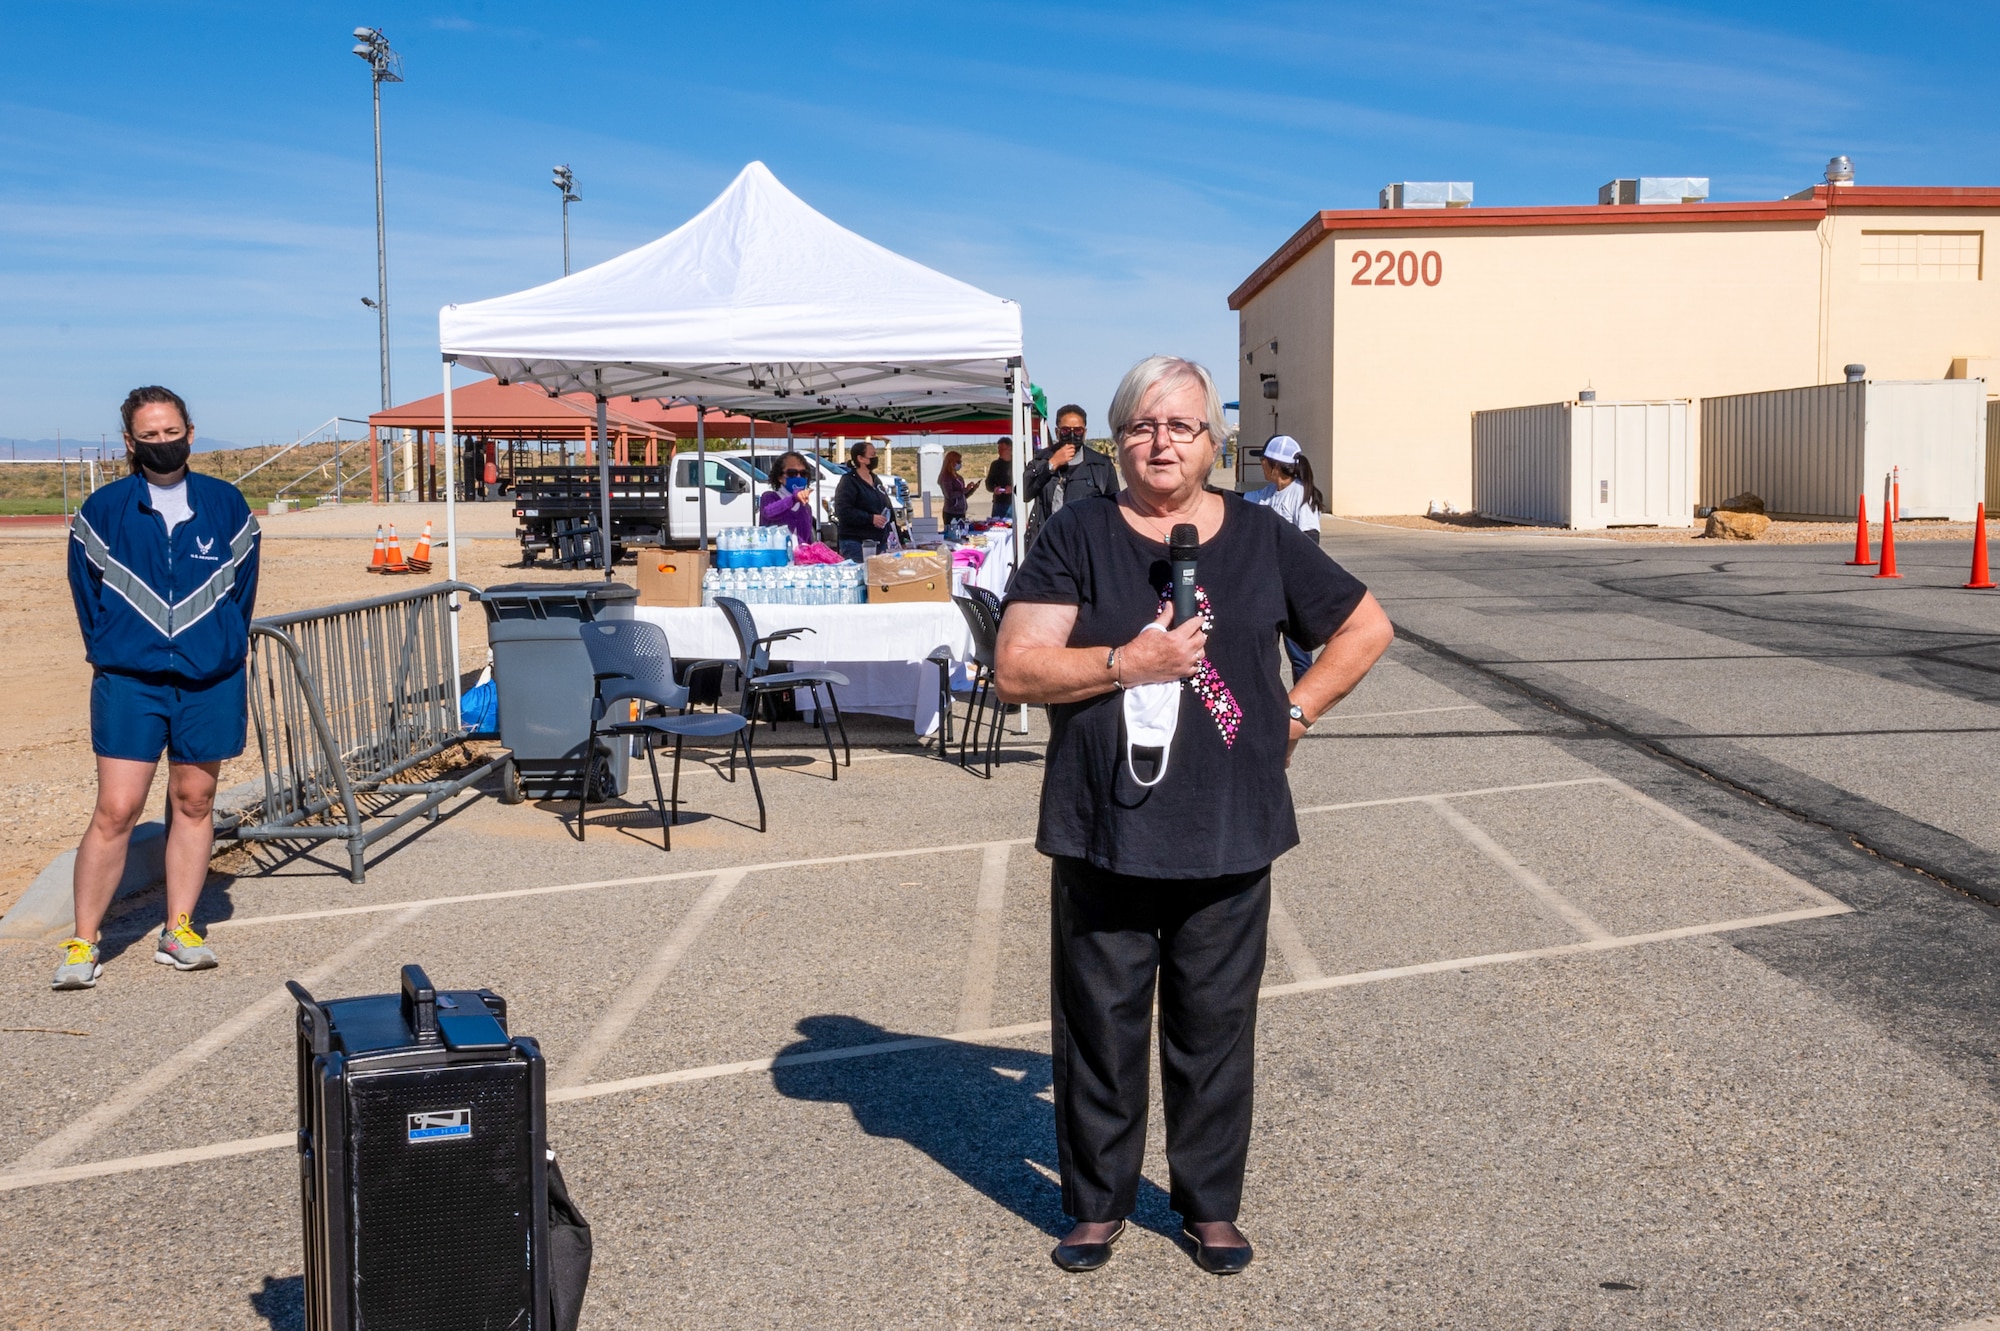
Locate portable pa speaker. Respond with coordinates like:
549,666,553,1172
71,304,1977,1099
290,965,549,1331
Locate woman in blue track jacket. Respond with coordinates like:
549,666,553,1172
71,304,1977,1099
54,386,260,991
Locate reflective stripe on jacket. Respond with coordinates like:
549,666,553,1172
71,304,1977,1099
68,472,261,683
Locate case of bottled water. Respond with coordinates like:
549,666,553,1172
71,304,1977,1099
714,525,795,568
702,560,865,607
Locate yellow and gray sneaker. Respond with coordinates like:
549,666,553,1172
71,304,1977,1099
52,937,103,990
155,914,217,971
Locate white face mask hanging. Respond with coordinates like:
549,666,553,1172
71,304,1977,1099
1121,625,1182,788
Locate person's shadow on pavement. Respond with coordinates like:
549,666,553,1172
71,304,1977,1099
769,1014,1177,1240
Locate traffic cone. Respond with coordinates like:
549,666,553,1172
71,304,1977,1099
406,520,434,573
1966,502,1995,589
366,525,387,572
383,524,410,574
1873,507,1901,580
1845,494,1875,566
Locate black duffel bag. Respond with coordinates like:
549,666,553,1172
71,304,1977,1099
548,1153,593,1331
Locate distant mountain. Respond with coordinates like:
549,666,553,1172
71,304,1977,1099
0,437,241,461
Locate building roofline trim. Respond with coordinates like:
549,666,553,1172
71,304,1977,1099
1226,186,2000,310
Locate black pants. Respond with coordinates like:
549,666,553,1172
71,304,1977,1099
1049,856,1270,1223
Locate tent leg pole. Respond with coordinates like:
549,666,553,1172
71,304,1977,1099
596,384,613,578
442,359,462,696
1011,362,1028,735
697,406,708,552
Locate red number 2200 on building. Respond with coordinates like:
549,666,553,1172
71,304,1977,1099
1350,249,1443,287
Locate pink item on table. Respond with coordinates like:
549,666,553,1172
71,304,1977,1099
793,542,844,565
952,548,986,569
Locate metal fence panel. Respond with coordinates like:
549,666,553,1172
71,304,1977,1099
237,582,500,883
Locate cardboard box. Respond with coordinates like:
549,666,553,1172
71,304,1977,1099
635,548,708,607
866,550,951,603
869,575,951,604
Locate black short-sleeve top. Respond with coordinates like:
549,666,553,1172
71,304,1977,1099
1005,493,1369,878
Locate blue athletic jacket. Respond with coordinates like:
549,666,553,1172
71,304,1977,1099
68,472,261,684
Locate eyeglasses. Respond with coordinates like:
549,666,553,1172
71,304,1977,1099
780,468,811,479
1055,426,1086,443
1118,418,1209,445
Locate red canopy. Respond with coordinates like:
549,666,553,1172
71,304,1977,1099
369,377,671,440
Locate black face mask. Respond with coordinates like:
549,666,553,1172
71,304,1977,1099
130,440,191,476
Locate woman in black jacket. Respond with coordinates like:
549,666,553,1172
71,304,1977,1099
832,440,893,561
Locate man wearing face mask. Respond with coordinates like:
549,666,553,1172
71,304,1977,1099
54,386,259,991
1023,403,1119,546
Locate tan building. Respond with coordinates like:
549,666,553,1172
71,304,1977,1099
1228,182,2000,515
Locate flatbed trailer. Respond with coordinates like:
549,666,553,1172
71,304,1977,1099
511,465,673,564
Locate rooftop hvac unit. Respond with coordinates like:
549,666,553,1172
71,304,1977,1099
1379,181,1473,209
1598,177,1710,205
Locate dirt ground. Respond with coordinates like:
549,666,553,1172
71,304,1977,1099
0,536,595,917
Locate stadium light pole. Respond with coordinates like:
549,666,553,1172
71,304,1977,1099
352,27,402,412
552,165,579,275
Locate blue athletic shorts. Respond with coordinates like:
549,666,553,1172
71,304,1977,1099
90,669,247,764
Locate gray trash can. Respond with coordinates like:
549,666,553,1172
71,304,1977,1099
478,582,639,803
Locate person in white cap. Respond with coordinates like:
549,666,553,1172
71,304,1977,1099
1242,434,1322,540
1243,434,1325,681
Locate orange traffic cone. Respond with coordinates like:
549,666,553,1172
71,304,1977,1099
1845,494,1874,566
366,525,387,572
1873,507,1901,580
1966,502,1995,589
383,524,411,574
406,520,434,573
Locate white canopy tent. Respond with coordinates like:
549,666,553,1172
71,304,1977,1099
432,160,1031,690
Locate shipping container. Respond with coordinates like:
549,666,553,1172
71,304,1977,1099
1472,399,1692,529
1701,380,1988,521
1987,397,1999,513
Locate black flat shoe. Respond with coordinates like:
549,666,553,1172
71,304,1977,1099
1183,1224,1254,1275
1051,1219,1126,1272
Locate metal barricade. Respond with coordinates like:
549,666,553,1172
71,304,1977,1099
234,582,502,883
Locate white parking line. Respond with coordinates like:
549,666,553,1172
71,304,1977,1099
1423,796,1613,941
208,837,1036,931
1265,888,1325,982
1294,777,1609,817
955,844,1012,1033
211,779,1616,933
555,869,748,1089
1257,904,1851,998
0,897,1852,1194
1602,778,1845,909
3,905,425,1175
1321,705,1484,721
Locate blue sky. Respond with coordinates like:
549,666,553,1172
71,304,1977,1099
2,0,1995,451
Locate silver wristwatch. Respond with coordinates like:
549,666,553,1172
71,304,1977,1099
1288,703,1307,726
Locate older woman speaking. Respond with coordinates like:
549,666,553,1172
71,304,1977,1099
996,355,1392,1275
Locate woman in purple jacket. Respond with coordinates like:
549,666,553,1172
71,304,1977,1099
757,451,817,545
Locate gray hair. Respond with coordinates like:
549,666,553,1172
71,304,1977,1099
1106,355,1230,452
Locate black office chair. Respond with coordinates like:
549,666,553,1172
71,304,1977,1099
950,590,1006,778
712,597,851,788
577,619,763,850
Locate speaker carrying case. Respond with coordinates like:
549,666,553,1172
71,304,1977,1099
290,964,564,1331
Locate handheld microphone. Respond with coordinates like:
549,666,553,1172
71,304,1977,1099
1169,524,1199,628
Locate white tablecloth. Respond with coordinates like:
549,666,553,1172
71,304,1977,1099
635,602,974,733
966,531,1017,596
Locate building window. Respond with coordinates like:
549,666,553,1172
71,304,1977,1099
1860,231,1983,282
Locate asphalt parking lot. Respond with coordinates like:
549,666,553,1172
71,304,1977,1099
1,521,1996,1330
